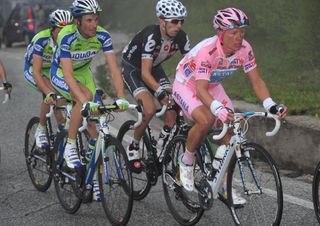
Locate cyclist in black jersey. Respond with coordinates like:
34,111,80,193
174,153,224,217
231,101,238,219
121,0,191,171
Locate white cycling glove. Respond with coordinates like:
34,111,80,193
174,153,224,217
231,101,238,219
210,100,228,123
115,97,129,110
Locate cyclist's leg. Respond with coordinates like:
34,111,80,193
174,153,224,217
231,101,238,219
25,67,51,148
173,79,215,191
122,60,156,166
122,60,156,142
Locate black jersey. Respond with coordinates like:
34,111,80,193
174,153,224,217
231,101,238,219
122,25,190,68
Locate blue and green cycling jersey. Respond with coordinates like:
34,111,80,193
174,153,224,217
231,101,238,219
52,24,114,71
50,24,114,100
24,29,55,78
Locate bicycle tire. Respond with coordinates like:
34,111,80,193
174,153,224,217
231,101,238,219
117,120,152,200
227,142,283,226
24,116,52,192
52,130,82,214
312,161,320,224
162,135,204,226
99,136,133,226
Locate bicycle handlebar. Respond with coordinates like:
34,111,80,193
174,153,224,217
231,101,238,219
78,103,143,132
156,105,167,117
212,111,282,140
0,87,10,104
45,95,67,118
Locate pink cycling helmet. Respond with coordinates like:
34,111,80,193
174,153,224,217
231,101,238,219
213,7,249,31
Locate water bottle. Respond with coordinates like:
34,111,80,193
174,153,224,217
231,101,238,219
212,145,226,170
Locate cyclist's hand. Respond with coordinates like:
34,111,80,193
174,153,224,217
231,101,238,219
115,97,129,111
210,100,233,123
81,101,99,117
155,86,169,103
44,92,56,105
96,88,107,100
269,104,288,119
3,82,12,94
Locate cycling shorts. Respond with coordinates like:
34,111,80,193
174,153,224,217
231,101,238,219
50,66,96,101
24,63,50,91
172,79,234,120
121,59,171,98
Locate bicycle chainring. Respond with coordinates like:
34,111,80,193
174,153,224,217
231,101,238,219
196,178,213,210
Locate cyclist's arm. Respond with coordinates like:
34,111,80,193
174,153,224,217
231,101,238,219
141,59,159,91
247,67,271,102
0,60,8,82
248,67,288,118
61,58,87,103
104,51,125,98
32,55,52,95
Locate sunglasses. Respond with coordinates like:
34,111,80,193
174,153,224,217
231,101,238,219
164,19,184,25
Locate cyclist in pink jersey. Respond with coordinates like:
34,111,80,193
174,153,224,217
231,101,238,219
173,8,288,195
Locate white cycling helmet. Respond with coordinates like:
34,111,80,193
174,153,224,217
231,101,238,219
49,9,73,28
71,0,102,17
156,0,187,19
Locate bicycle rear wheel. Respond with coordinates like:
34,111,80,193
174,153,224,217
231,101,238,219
227,142,283,226
52,130,82,214
162,135,204,226
117,120,152,200
99,136,133,226
24,116,52,192
312,161,320,224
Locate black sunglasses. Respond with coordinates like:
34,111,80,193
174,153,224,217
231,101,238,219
164,19,184,25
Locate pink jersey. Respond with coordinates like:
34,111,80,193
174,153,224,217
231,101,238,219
175,35,257,90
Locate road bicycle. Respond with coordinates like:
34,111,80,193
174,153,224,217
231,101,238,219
117,101,189,200
24,96,69,192
162,111,284,226
312,157,320,224
52,103,141,226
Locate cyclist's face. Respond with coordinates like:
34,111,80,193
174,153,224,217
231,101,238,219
160,18,184,38
222,28,245,52
77,14,99,38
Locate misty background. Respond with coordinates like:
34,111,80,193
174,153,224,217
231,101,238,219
0,0,319,116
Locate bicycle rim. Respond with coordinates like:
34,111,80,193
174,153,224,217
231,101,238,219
162,135,204,226
24,117,52,192
99,136,133,226
53,131,82,214
228,142,283,226
312,161,320,224
117,120,152,200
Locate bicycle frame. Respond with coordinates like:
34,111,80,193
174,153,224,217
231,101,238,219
55,104,143,189
197,112,281,200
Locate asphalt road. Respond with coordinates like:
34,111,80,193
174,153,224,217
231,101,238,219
0,42,319,226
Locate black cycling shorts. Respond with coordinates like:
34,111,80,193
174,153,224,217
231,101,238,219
121,59,171,98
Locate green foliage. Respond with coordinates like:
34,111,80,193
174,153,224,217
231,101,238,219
98,0,320,116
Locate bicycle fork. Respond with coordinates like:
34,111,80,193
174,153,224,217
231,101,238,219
236,144,262,195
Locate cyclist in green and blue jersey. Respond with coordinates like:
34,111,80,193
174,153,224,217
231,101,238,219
24,9,73,149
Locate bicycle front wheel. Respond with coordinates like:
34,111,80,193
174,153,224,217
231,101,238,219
227,142,283,226
24,116,52,192
162,135,204,226
312,161,320,224
117,120,152,200
52,130,82,214
99,136,133,226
